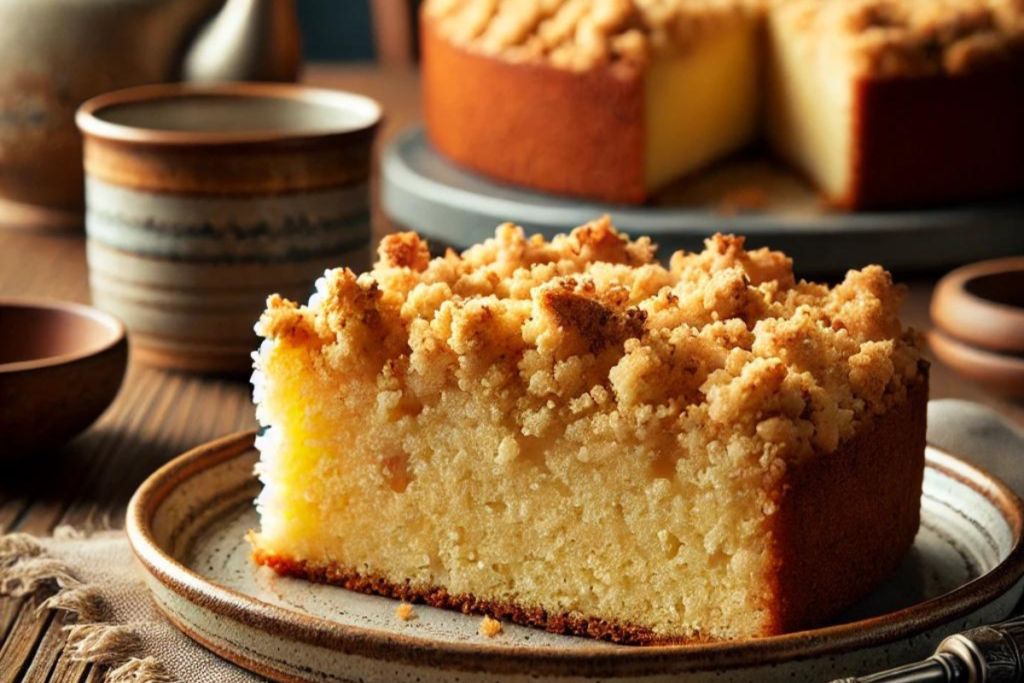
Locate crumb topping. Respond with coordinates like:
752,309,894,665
396,603,417,621
426,0,1024,76
257,217,923,475
424,0,750,71
479,614,503,637
774,0,1024,77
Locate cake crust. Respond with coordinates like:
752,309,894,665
767,373,928,633
253,548,682,644
847,68,1024,209
422,16,648,204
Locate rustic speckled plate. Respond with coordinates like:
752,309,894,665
127,432,1024,683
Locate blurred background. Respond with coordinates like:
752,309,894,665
305,0,422,63
0,1,1023,681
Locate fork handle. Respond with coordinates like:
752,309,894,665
831,616,1024,683
937,618,1024,683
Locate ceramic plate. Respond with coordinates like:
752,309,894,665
381,127,1024,275
127,431,1024,683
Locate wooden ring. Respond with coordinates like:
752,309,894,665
927,329,1024,397
931,256,1024,354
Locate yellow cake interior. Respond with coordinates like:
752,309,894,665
762,4,854,203
644,16,760,191
254,340,775,638
426,0,1024,204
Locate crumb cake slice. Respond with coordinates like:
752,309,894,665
249,218,927,643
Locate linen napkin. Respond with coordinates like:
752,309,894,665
0,527,259,682
1,399,1022,683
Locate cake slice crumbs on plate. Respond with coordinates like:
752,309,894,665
479,615,503,638
395,603,417,621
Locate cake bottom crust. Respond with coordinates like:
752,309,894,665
252,550,708,645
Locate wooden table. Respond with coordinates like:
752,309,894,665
1,64,1021,683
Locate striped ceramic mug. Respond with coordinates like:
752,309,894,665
76,83,381,374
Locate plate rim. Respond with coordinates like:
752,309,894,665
126,429,1024,676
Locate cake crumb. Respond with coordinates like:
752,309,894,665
717,186,770,215
395,603,417,621
479,615,503,637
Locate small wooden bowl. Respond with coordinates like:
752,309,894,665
931,257,1024,354
928,329,1024,397
0,299,128,456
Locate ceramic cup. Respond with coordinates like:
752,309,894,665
77,82,381,375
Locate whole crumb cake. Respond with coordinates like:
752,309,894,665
422,0,1024,207
249,217,928,643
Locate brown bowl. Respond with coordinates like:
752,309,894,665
931,256,1024,354
0,299,128,456
927,329,1024,397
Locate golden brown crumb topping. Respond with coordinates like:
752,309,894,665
426,0,1024,76
257,218,923,472
423,0,750,71
775,0,1024,77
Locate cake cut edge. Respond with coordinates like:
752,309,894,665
249,373,927,645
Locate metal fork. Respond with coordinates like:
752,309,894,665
832,617,1024,682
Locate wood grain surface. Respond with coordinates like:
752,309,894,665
0,64,1021,683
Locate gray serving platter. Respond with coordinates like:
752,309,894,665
382,127,1024,275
